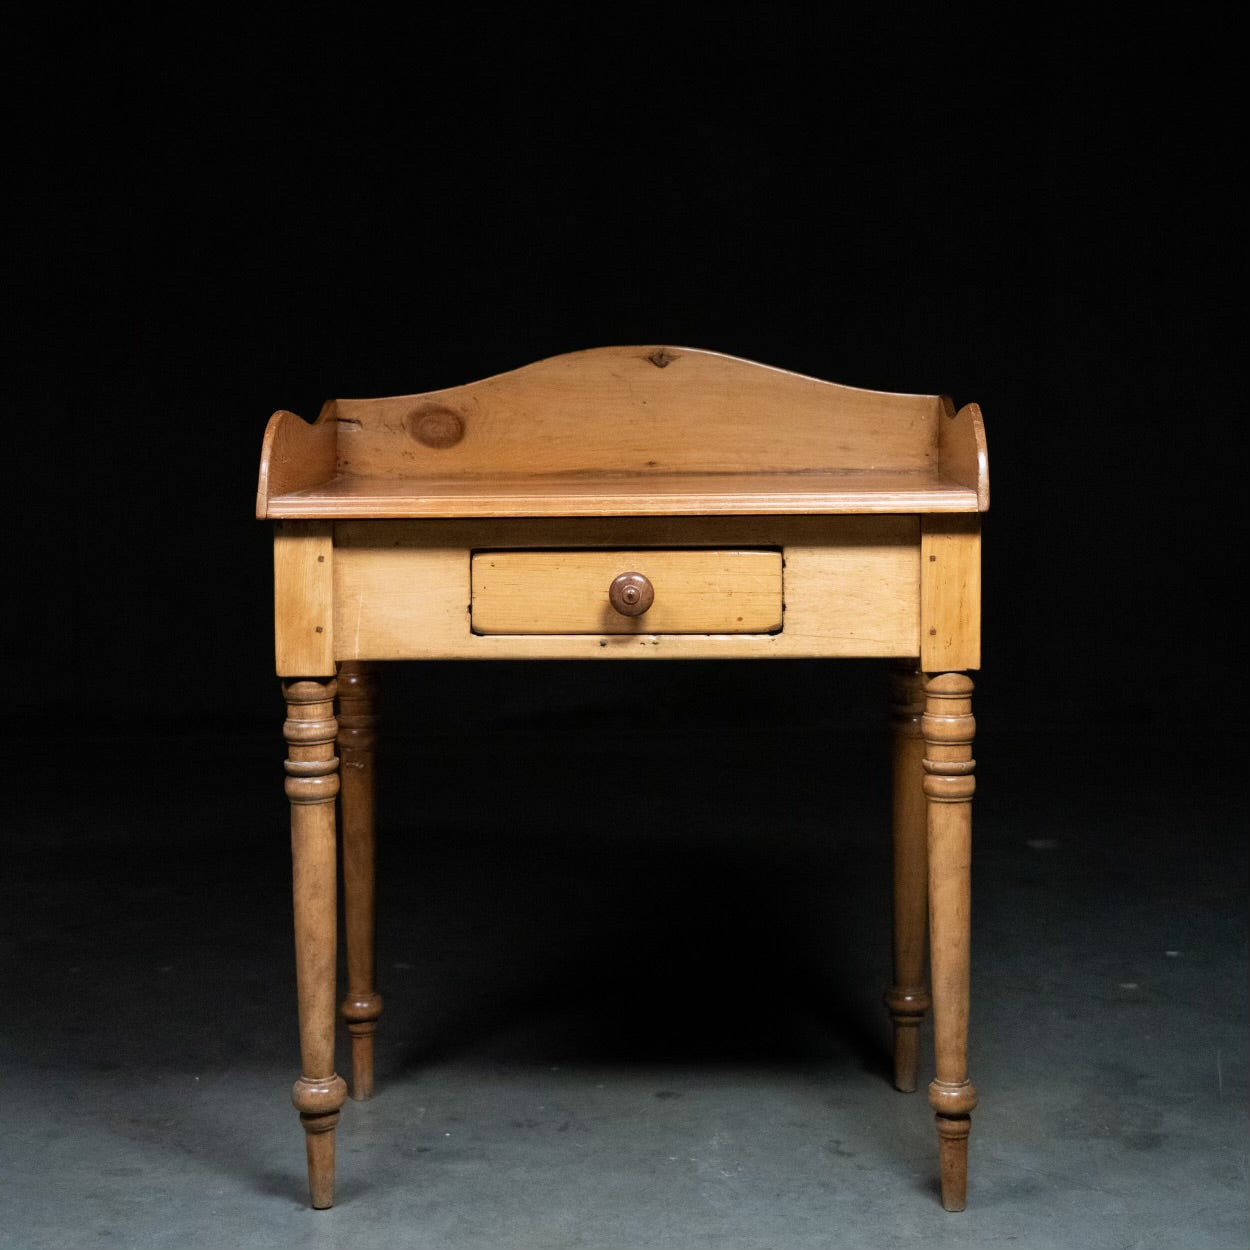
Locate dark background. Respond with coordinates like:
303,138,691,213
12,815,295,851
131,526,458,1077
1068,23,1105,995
3,15,1245,1240
8,9,1237,738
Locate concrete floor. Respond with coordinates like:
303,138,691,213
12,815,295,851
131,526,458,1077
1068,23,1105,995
2,666,1246,1249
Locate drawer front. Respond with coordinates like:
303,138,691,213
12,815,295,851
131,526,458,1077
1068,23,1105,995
471,549,783,634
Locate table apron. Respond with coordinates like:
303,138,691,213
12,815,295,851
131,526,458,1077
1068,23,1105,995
318,516,924,662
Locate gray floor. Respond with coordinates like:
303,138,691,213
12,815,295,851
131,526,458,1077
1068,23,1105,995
2,671,1246,1249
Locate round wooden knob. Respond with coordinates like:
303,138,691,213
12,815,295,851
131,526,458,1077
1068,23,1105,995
608,571,654,617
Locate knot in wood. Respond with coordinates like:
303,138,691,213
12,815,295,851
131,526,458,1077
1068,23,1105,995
405,405,465,449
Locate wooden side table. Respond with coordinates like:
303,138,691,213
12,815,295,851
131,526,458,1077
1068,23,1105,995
257,345,988,1211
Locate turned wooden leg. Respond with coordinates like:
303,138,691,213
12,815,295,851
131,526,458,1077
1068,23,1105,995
922,671,978,1212
884,661,931,1093
284,677,348,1210
338,661,382,1101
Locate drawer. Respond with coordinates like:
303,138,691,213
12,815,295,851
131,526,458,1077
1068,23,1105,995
470,549,783,634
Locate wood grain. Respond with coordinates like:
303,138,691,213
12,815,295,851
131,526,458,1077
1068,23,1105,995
257,404,337,517
922,672,979,1212
920,515,981,671
274,522,335,676
470,549,783,634
264,469,978,519
885,662,930,1093
333,346,943,479
337,662,382,1102
938,397,989,511
261,346,991,1212
283,677,347,1209
331,517,919,660
257,348,991,519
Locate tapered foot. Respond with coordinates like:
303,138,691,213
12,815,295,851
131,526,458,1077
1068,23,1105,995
894,1024,919,1093
302,1113,340,1209
293,1074,348,1207
883,988,929,1092
342,992,383,1101
935,1113,971,1211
